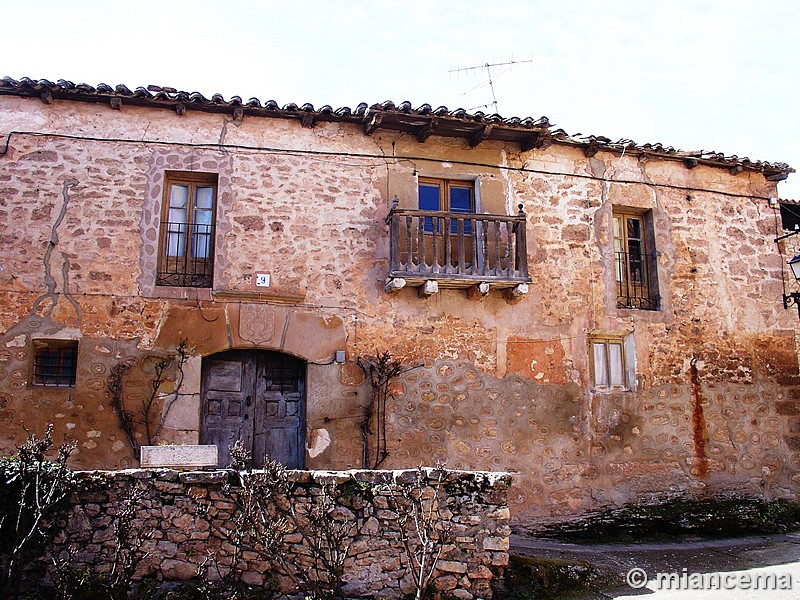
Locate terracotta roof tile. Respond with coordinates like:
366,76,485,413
0,76,793,180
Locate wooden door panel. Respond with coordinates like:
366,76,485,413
201,350,306,469
285,397,300,416
257,421,303,470
205,360,244,391
254,355,306,468
200,352,256,468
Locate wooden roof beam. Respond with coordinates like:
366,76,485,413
416,118,437,143
766,171,790,182
469,124,495,148
520,132,548,152
363,111,383,136
301,113,315,128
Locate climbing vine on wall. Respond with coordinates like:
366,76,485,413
107,339,191,457
357,351,420,469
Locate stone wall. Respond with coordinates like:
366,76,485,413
1,94,799,530
49,468,511,598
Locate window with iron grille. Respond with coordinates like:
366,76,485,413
613,211,659,310
31,340,78,387
156,172,217,287
263,353,305,392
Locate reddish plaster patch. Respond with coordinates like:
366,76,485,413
506,338,567,384
338,362,364,386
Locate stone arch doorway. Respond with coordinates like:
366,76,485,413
200,349,306,468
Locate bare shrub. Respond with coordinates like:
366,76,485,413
358,351,420,468
49,480,153,600
0,424,76,599
285,482,357,600
107,339,191,455
199,442,365,600
388,466,454,600
195,441,289,596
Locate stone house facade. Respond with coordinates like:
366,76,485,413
0,76,798,529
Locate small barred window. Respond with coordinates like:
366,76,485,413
32,340,78,387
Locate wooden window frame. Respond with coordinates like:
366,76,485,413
418,177,476,233
589,332,631,392
156,171,218,288
30,339,78,388
613,209,659,310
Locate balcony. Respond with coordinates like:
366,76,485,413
156,221,215,288
615,250,659,310
385,199,530,294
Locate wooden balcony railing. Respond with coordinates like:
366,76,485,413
386,198,530,289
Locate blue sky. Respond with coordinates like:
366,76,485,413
3,0,799,196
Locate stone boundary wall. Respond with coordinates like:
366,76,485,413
50,468,511,599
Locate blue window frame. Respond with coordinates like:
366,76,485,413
418,178,475,234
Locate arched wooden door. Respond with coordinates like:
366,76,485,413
200,349,306,468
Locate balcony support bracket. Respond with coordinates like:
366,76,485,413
385,277,407,294
467,282,490,300
506,282,529,300
419,280,439,297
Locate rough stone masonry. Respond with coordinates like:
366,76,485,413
47,468,511,598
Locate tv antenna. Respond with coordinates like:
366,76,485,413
449,58,533,114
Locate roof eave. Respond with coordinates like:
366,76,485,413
0,76,793,180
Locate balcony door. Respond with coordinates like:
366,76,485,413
156,171,216,288
418,177,476,269
200,350,306,468
613,211,658,310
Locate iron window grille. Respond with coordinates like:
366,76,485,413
613,212,659,310
156,172,217,288
32,340,78,387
